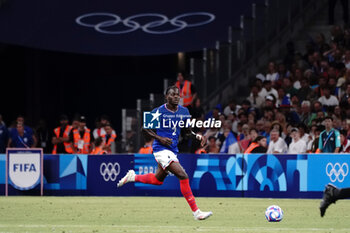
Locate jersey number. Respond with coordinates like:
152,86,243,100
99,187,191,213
172,126,176,136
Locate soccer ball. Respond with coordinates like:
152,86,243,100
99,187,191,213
265,205,283,222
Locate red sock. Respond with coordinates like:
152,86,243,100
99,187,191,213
180,179,198,212
135,173,163,185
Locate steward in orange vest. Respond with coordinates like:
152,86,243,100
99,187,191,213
138,134,153,154
91,137,107,155
244,136,267,154
139,145,153,154
73,116,91,154
101,124,117,153
52,115,73,154
175,72,196,107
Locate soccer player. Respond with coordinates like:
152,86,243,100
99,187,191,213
117,85,213,220
320,184,350,217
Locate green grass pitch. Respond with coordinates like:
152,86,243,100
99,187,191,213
0,196,349,233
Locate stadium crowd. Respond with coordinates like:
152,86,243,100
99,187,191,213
2,25,350,155
186,24,350,155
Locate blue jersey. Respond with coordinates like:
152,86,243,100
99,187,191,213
152,104,191,154
10,127,34,148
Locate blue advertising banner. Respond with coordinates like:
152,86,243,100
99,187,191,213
1,153,349,197
0,0,263,55
308,154,350,191
87,155,134,196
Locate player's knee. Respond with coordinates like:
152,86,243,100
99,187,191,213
177,172,189,180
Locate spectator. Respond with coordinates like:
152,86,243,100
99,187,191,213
340,82,350,108
220,128,237,153
318,116,341,153
244,136,267,153
208,136,220,153
52,114,74,154
297,79,313,103
139,133,153,154
291,68,303,90
279,95,301,125
175,72,197,107
223,100,240,117
340,129,350,152
71,116,80,132
314,76,328,97
8,123,37,148
328,76,341,97
264,95,276,109
72,116,92,154
276,63,291,80
91,137,107,155
309,125,325,152
313,33,329,54
281,77,298,97
299,100,313,126
298,123,311,144
288,128,307,154
11,115,34,138
265,61,278,82
247,85,264,109
93,115,110,139
267,129,288,154
259,80,278,99
188,97,205,120
255,120,265,136
318,87,339,112
0,114,9,153
102,123,117,153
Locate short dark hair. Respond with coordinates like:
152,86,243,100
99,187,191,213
324,116,333,121
340,129,348,137
165,85,179,95
94,137,103,147
254,135,266,143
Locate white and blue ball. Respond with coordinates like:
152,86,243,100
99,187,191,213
265,205,283,222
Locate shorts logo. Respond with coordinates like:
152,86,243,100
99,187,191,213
326,162,349,182
143,110,161,129
100,162,120,182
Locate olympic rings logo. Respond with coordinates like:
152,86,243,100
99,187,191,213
100,162,120,182
75,12,215,34
326,162,349,182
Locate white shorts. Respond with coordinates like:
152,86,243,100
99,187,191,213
154,149,179,170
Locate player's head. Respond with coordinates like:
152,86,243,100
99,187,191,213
165,85,180,106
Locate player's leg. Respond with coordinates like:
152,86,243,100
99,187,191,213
167,162,212,220
117,164,166,187
320,184,350,217
135,163,166,184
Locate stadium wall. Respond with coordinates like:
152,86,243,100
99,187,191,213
0,153,348,198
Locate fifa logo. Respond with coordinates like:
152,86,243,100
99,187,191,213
13,163,37,172
143,110,161,129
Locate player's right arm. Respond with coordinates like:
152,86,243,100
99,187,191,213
142,128,172,146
